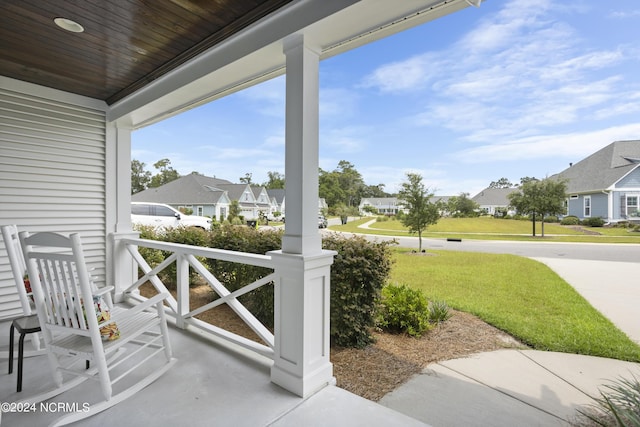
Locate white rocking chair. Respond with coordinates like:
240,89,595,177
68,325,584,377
19,231,176,426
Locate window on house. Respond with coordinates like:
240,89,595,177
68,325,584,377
627,196,639,218
584,196,591,217
197,206,204,216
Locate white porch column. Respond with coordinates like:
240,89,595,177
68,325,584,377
269,34,336,397
106,122,137,302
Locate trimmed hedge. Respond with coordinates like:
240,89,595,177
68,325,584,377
205,225,283,328
583,217,605,227
560,215,581,225
323,234,394,348
136,226,394,348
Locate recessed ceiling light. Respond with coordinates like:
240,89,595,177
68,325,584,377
54,17,84,33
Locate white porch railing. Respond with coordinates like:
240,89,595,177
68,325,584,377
118,237,275,359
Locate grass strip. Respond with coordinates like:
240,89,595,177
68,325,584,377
330,218,640,243
390,248,640,362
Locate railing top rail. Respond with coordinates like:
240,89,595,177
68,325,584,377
121,237,274,268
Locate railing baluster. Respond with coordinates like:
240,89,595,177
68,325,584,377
175,253,189,329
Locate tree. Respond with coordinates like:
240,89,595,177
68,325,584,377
336,160,365,207
149,158,180,188
319,161,367,211
489,177,514,189
239,172,252,184
227,200,241,221
263,171,285,189
319,168,346,209
519,176,538,187
447,192,480,217
131,159,151,194
362,183,390,198
397,173,440,252
508,178,567,237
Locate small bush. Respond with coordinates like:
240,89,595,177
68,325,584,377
543,216,559,223
377,283,432,337
561,216,581,226
376,215,389,222
583,217,605,227
428,300,452,324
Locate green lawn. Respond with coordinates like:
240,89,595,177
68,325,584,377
330,217,640,243
390,249,640,362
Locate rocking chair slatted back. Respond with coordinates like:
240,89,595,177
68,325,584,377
20,232,95,337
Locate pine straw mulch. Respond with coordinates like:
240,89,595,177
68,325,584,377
146,283,528,402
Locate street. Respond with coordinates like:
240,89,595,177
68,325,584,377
325,218,640,262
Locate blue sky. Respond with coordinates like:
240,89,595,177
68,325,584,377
132,0,640,197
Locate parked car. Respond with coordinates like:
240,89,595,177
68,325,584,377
131,202,211,230
318,215,328,228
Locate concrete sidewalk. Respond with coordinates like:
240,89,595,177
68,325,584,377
381,258,640,426
533,258,640,343
381,350,640,427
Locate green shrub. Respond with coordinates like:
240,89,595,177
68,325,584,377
543,215,559,223
583,217,605,227
561,216,581,225
323,234,395,348
377,283,432,337
428,300,452,324
376,215,389,222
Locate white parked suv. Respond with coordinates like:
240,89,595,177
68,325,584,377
131,202,211,230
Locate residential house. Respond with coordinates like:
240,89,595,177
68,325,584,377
472,188,518,215
359,196,452,216
266,188,285,218
0,1,484,424
551,140,640,223
359,197,406,216
251,185,276,219
132,173,231,221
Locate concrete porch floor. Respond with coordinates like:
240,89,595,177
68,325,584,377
0,319,426,427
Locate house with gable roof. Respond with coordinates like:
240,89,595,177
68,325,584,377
472,188,518,215
551,140,640,223
266,188,285,218
132,173,231,221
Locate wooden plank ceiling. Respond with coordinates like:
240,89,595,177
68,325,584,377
0,0,293,104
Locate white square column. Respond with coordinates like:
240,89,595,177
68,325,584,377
106,122,137,302
269,34,336,397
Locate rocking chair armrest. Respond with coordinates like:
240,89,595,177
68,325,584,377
93,285,114,298
118,292,170,320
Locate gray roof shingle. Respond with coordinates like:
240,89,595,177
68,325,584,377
552,140,640,193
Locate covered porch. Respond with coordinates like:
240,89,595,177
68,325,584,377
0,314,424,426
1,0,481,424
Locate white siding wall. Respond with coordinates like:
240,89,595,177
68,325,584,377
0,84,107,319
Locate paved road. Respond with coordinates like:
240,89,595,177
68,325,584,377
326,218,640,262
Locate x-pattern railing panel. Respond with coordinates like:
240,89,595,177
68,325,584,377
120,237,275,358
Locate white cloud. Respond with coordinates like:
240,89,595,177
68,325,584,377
320,88,359,118
359,53,442,93
366,0,640,147
322,126,370,154
609,9,640,18
454,123,640,164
